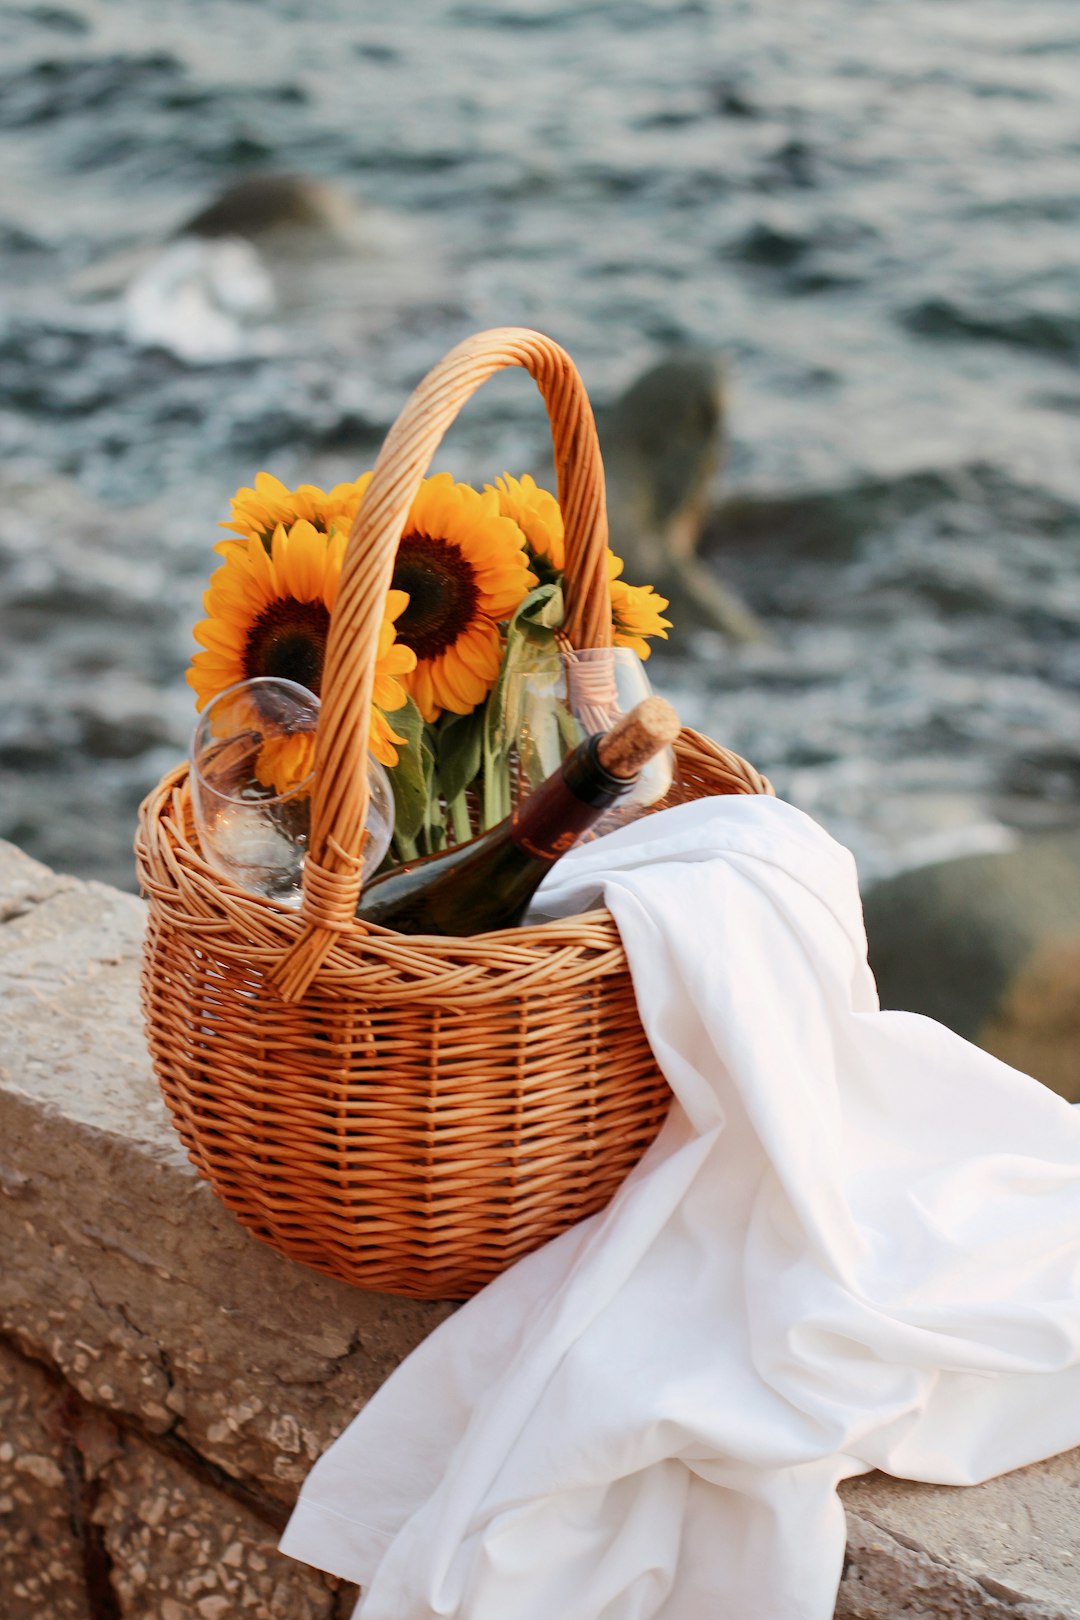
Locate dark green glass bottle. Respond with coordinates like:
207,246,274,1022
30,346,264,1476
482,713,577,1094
356,696,679,937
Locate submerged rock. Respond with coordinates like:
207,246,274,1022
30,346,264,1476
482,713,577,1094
179,172,362,246
864,830,1080,1103
73,171,447,363
599,352,767,643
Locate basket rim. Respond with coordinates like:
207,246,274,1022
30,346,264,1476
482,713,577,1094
137,763,630,1005
135,725,772,1003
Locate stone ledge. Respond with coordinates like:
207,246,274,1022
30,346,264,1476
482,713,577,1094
1,838,1078,1617
839,1458,1080,1619
0,1343,93,1620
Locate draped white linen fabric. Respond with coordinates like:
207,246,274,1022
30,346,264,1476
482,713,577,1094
280,796,1080,1620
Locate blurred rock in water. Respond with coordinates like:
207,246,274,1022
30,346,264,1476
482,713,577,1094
864,831,1080,1103
180,172,367,247
600,352,766,643
73,171,451,365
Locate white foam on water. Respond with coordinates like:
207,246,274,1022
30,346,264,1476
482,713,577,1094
123,236,278,363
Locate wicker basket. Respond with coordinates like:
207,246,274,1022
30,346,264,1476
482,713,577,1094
135,326,772,1300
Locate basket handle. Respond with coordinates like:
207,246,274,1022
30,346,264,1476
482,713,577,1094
272,326,612,1001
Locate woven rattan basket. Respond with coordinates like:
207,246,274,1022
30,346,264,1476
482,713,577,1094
136,327,772,1300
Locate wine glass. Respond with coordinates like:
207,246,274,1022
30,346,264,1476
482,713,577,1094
505,645,678,838
189,676,394,906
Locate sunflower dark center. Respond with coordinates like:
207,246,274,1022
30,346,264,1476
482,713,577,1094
391,532,480,661
243,598,330,695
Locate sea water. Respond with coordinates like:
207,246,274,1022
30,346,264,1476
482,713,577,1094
2,0,1078,889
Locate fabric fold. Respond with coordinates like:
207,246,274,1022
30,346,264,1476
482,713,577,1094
280,796,1080,1620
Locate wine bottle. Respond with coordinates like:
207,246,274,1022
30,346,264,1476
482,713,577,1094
356,696,680,937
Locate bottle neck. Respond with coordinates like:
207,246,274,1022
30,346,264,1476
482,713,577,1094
508,735,633,864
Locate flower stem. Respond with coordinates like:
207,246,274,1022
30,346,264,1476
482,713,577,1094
481,741,511,831
448,791,473,846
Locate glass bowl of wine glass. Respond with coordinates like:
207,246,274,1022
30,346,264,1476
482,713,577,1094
504,645,677,840
189,676,394,906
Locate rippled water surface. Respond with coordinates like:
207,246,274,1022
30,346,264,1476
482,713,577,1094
2,0,1079,889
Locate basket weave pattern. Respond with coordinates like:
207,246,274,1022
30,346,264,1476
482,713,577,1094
136,328,772,1300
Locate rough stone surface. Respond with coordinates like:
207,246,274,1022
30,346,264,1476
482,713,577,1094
93,1434,357,1618
0,1342,93,1620
0,838,453,1505
839,1456,1080,1619
4,835,1080,1618
837,1512,1071,1619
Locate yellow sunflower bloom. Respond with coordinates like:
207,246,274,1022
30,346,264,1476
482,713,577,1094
607,552,672,660
368,590,417,768
254,729,317,797
217,470,373,555
190,520,345,705
390,473,536,723
490,472,565,574
493,473,672,658
187,519,416,779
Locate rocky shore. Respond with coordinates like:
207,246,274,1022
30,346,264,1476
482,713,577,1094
2,835,1079,1618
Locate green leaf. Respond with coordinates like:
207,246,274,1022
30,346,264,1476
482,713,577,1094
435,708,485,805
385,696,430,844
525,581,567,632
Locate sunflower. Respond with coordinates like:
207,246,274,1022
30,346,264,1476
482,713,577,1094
188,521,416,776
368,590,418,767
494,472,672,658
190,520,344,703
490,472,565,576
390,473,536,723
607,552,672,659
218,470,373,555
254,728,317,797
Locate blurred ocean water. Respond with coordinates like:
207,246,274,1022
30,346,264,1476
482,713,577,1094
1,0,1079,889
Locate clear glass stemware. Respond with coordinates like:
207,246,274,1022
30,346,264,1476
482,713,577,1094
189,676,394,906
505,645,677,839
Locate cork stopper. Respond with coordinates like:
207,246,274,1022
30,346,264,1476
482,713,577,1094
595,697,681,780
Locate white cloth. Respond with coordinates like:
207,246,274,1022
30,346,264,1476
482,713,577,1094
279,796,1080,1620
